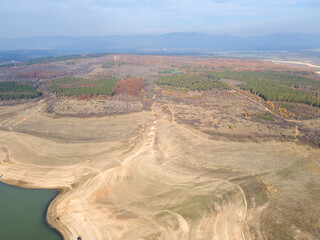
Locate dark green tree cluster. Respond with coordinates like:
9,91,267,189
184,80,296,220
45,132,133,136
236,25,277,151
101,62,114,68
156,74,230,91
0,81,41,100
158,69,183,74
47,78,119,97
207,71,320,107
281,70,314,76
101,62,126,69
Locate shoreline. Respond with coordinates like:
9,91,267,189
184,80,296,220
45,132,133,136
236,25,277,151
46,188,69,240
45,190,65,240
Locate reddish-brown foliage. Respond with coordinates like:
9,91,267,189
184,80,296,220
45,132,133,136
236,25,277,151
113,78,145,96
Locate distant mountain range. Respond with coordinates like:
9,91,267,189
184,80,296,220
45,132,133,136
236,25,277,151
0,32,320,54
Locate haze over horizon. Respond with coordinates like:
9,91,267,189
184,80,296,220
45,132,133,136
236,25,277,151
1,0,320,38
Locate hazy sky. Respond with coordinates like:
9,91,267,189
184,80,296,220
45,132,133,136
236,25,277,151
1,0,320,38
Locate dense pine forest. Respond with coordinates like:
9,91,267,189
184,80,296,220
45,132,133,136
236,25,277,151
156,74,230,91
0,81,41,100
47,78,119,97
207,71,320,107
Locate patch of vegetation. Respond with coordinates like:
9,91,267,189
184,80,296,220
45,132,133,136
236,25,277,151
278,103,296,109
168,194,214,220
282,69,315,76
101,62,126,69
256,111,274,121
305,182,320,199
166,86,189,93
101,62,114,68
0,81,41,100
158,69,183,74
263,199,320,240
237,177,269,207
276,168,295,180
241,109,252,118
47,77,119,97
113,78,145,96
156,73,230,91
208,71,320,107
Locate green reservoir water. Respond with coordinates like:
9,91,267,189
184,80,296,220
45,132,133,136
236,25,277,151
0,181,62,240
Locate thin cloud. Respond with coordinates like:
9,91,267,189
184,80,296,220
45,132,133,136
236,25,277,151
0,0,319,37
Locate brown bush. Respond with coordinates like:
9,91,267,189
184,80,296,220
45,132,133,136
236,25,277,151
113,78,145,97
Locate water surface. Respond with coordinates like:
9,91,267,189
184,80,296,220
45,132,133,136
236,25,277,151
0,181,62,240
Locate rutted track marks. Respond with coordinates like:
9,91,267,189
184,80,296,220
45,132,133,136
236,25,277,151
2,103,317,239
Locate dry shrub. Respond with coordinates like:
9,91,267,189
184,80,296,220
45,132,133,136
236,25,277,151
113,78,145,97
